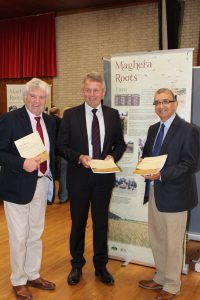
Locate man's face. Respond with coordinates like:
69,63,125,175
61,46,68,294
82,79,105,108
154,92,178,122
24,87,47,116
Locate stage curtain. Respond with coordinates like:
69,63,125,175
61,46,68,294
0,13,57,79
158,0,185,50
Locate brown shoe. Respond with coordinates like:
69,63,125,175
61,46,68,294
27,277,56,290
154,290,178,300
139,279,163,290
13,285,32,300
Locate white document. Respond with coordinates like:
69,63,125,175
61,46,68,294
14,131,48,163
133,154,168,175
88,159,120,173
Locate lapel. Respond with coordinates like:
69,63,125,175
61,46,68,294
42,112,50,134
20,106,34,135
77,104,89,152
42,112,54,155
102,105,110,151
149,122,160,155
160,115,181,154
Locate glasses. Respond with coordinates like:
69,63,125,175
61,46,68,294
153,99,176,106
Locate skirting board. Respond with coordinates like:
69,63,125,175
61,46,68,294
109,256,189,274
187,232,200,241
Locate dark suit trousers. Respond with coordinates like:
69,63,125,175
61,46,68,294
69,171,113,269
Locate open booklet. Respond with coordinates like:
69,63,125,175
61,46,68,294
14,131,48,163
88,159,120,173
133,154,168,175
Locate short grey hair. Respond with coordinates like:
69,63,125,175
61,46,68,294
83,72,106,90
154,88,177,100
23,78,50,99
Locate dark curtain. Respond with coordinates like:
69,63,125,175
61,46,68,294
0,13,57,79
159,0,185,50
158,0,163,50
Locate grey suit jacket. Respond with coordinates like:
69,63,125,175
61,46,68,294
142,115,200,212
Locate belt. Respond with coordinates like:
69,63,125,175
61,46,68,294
37,174,52,181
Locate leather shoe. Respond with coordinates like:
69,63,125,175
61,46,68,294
139,279,163,290
95,267,114,285
154,290,178,300
67,267,82,285
27,277,55,290
13,285,32,300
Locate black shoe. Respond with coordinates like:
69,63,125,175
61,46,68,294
95,267,114,285
67,267,82,285
59,199,69,204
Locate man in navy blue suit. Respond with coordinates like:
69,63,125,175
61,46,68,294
0,78,56,300
139,88,200,300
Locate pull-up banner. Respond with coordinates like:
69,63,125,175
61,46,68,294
108,49,193,267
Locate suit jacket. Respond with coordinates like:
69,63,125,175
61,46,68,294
0,106,56,204
142,115,200,212
57,103,126,190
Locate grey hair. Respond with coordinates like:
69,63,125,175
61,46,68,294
83,72,106,90
23,78,50,99
154,88,177,100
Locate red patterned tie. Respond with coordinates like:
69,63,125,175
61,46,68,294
35,116,47,174
91,109,101,159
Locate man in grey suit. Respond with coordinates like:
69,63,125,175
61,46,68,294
0,78,56,300
57,72,126,286
138,88,199,300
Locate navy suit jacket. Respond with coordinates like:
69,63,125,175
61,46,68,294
142,115,200,212
0,106,56,204
57,103,126,191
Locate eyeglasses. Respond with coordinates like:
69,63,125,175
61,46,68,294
153,99,176,106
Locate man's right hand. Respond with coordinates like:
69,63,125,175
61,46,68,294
79,155,91,168
23,157,40,172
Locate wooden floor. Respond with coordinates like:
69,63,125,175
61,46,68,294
1,194,200,300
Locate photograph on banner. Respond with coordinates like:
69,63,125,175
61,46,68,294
108,48,193,265
6,84,52,113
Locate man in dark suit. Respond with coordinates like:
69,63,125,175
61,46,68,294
57,72,126,286
138,88,200,300
0,78,56,300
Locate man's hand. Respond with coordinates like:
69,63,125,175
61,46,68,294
136,158,143,166
79,155,91,168
23,157,40,173
104,155,114,161
142,171,161,181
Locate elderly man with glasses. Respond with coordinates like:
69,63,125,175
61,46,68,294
138,88,200,300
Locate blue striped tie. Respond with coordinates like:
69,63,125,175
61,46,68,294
144,123,165,203
152,123,165,156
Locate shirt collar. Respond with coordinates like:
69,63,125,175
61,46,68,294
162,113,176,129
85,102,102,114
25,106,43,120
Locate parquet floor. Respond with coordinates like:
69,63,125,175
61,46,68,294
0,189,200,300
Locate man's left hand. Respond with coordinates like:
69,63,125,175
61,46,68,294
142,171,161,181
104,155,114,161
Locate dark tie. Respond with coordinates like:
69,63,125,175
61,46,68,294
144,123,165,203
152,123,165,156
91,109,101,159
35,116,47,174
